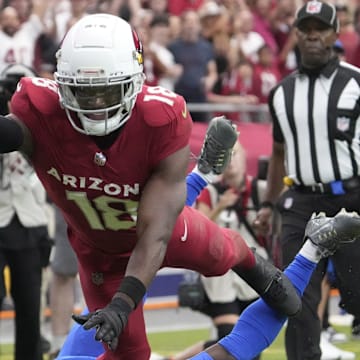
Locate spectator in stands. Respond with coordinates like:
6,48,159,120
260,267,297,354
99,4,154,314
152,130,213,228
147,0,169,17
114,0,142,22
349,33,360,68
0,0,49,73
268,0,298,77
168,14,181,41
8,0,33,22
336,3,360,66
207,53,259,122
354,4,360,36
252,44,281,105
250,0,278,55
269,0,296,44
94,0,129,15
137,22,169,87
48,0,90,46
149,14,183,91
168,10,218,122
167,0,204,17
230,9,265,64
222,0,249,14
198,1,230,43
33,32,58,78
214,31,232,71
7,0,58,76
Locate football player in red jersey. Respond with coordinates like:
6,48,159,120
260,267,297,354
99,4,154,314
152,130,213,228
0,14,301,360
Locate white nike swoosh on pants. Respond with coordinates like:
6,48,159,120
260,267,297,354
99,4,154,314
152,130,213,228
180,220,188,242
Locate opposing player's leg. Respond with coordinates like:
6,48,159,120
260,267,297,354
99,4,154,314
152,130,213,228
182,117,300,316
185,117,301,317
168,205,302,317
190,209,360,360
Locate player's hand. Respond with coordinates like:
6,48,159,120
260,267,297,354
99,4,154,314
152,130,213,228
253,207,273,236
72,297,132,351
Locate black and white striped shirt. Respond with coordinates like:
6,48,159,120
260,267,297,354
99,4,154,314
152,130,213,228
269,57,360,186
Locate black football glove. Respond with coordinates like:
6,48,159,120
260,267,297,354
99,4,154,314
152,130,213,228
72,297,132,351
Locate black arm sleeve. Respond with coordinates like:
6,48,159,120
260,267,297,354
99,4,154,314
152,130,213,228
0,116,24,153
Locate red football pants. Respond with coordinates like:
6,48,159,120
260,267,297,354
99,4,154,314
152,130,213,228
76,206,253,360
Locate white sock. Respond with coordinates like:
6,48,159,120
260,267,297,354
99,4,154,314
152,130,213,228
299,239,321,263
192,164,219,184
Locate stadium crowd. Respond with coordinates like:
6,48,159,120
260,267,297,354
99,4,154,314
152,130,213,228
0,0,359,123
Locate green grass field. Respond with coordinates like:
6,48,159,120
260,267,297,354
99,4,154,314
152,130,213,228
146,325,360,359
1,325,360,359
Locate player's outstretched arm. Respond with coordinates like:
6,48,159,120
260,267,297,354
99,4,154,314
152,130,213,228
0,114,33,156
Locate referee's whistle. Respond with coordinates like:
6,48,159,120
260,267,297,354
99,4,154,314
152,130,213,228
283,176,294,186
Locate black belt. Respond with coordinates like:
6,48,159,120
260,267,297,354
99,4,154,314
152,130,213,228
293,176,360,195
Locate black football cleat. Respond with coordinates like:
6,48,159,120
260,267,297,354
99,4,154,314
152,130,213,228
233,251,302,317
198,116,238,175
304,208,360,258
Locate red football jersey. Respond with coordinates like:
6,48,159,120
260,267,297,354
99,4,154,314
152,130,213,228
11,78,192,253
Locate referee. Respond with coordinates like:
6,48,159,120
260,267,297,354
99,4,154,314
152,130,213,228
255,1,360,359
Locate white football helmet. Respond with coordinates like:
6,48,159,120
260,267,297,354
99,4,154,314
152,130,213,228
54,14,145,136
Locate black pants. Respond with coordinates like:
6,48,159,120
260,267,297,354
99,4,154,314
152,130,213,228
0,217,44,360
278,188,360,360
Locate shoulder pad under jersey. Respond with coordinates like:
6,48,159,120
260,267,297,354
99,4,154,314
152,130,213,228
137,85,188,127
14,77,61,116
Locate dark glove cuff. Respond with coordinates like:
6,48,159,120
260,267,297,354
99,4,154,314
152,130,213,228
117,276,146,308
110,296,133,315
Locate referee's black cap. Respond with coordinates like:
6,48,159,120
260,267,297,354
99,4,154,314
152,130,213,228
294,1,339,33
